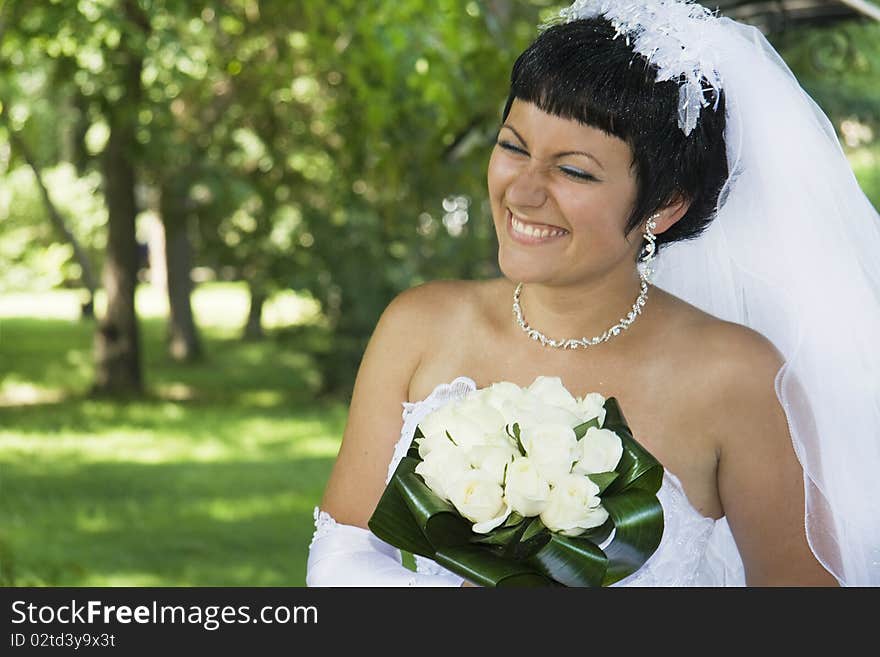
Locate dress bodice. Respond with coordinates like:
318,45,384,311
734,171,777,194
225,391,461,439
390,376,745,586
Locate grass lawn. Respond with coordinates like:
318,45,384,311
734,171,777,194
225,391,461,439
0,283,347,586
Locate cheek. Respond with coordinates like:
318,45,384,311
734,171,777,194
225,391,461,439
487,149,514,201
564,187,634,248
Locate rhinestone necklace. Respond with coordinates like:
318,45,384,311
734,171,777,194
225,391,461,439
512,274,651,349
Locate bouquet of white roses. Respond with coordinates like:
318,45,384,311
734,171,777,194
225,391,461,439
369,376,664,587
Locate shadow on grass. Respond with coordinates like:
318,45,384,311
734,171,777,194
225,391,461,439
0,317,329,405
0,395,347,439
1,456,336,586
0,314,358,586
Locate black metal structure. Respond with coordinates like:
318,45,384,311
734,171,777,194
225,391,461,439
711,1,880,32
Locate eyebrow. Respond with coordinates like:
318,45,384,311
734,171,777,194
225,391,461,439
499,124,605,171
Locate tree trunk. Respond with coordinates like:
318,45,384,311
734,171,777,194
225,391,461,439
92,7,145,396
70,89,92,176
243,285,266,341
160,184,202,361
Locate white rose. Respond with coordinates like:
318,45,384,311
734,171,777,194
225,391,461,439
478,381,527,413
416,404,458,454
456,395,508,438
503,456,551,517
519,422,578,485
418,403,489,450
480,382,529,426
540,473,609,536
414,442,469,502
414,426,454,460
447,471,510,534
577,392,607,426
572,427,624,476
527,376,582,416
465,443,518,485
510,398,581,441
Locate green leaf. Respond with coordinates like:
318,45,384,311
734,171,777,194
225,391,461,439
396,468,472,548
504,422,526,456
503,510,524,528
509,517,551,561
588,471,619,494
602,397,663,496
368,459,434,558
469,524,524,547
600,490,664,585
529,533,608,587
434,546,556,587
573,416,601,439
576,517,614,546
521,516,547,542
511,422,526,456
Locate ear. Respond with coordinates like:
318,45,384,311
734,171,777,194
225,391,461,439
652,193,691,235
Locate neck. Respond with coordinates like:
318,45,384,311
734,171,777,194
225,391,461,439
513,266,648,344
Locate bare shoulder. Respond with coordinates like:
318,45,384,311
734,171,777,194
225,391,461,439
700,318,785,382
388,278,489,350
391,278,480,324
651,289,788,446
654,288,785,383
315,278,481,528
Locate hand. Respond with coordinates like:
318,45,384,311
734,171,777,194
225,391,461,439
461,580,480,587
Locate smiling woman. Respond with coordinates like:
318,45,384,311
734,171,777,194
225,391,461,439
306,0,880,587
490,101,644,290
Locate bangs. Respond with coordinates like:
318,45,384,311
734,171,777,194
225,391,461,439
502,21,676,146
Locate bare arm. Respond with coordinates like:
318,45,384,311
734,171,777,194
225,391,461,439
712,328,838,586
307,282,466,586
317,286,427,528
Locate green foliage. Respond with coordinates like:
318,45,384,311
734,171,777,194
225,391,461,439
773,22,880,210
774,21,880,131
0,164,106,291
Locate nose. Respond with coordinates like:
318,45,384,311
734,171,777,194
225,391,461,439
505,163,548,209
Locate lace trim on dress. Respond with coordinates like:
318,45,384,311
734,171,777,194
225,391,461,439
388,376,478,484
311,506,339,548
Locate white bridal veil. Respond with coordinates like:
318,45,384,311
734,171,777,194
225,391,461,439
564,4,880,584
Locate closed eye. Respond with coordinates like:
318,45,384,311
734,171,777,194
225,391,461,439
559,166,598,182
497,140,528,155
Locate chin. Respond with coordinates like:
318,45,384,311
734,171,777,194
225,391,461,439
496,249,552,285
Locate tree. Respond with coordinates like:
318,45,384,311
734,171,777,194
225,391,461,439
0,113,99,317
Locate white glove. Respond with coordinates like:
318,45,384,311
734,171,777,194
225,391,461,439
306,507,466,587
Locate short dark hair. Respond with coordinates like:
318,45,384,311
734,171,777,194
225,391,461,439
501,17,728,257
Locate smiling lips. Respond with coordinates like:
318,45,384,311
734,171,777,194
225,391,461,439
506,209,570,245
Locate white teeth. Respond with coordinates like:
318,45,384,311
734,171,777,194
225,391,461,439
510,214,567,240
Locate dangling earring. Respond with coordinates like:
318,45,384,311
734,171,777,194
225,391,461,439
638,213,660,283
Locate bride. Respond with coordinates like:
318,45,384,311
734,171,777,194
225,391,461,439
306,0,880,586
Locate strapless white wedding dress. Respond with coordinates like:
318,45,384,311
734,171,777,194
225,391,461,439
307,376,746,587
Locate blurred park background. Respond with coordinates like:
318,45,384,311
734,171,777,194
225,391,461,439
1,0,878,586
